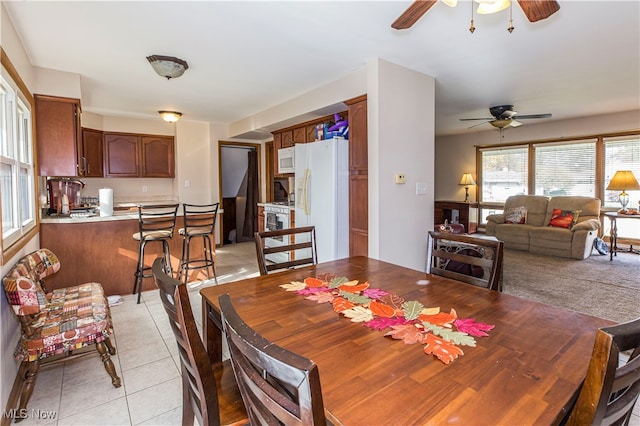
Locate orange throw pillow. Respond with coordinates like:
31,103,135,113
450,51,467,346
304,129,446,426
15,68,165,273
548,209,581,228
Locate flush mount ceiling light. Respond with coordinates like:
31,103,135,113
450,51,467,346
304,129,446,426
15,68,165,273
158,111,182,123
146,55,189,80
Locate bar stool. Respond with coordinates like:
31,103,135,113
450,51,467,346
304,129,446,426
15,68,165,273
132,204,179,304
178,202,219,285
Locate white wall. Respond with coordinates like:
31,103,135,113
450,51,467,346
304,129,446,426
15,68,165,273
367,59,435,272
435,110,640,202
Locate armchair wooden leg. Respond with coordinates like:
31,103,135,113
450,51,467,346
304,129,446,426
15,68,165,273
103,336,117,356
14,360,40,423
96,341,122,388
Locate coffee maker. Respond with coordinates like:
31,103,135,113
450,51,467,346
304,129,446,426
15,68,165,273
47,178,84,215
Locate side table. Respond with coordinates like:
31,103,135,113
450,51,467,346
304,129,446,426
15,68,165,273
434,201,479,234
604,212,640,261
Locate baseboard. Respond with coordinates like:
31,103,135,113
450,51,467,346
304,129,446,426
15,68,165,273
2,361,27,426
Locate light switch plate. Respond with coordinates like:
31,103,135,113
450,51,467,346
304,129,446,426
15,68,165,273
415,182,427,195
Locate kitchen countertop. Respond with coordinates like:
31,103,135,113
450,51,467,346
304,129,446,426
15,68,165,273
258,202,296,211
40,207,224,224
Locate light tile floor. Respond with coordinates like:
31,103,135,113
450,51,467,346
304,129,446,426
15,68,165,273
13,242,640,425
17,242,259,426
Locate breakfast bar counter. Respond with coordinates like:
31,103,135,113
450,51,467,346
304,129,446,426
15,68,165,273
40,213,213,296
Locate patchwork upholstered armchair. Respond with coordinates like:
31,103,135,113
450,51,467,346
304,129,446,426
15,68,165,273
2,248,121,420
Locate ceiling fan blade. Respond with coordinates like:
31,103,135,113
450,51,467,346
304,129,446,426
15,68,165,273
515,113,552,119
467,121,491,129
391,0,437,30
517,0,560,23
460,117,494,121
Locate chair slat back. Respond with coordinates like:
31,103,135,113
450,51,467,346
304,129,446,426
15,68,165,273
219,293,326,425
183,203,219,233
152,258,220,426
427,231,504,291
138,204,179,235
254,226,317,275
566,318,640,426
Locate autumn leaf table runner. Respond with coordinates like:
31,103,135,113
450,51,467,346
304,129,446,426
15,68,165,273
280,274,495,364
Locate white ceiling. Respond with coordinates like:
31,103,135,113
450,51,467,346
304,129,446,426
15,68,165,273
4,1,639,139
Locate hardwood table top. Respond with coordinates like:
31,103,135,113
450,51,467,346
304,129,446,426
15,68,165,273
200,256,613,426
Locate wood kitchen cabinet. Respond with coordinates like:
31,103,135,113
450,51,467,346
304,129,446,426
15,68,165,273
80,128,104,177
36,94,82,177
104,132,174,177
434,200,479,234
292,126,307,143
281,130,294,148
345,95,368,257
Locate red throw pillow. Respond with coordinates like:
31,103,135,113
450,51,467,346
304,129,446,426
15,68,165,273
548,209,580,228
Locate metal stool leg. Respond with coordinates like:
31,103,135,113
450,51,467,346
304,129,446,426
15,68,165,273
135,240,148,304
203,234,218,284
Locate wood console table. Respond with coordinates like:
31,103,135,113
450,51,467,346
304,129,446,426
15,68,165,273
605,211,640,261
434,200,479,233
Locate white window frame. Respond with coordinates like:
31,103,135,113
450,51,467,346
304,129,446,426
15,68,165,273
1,68,36,250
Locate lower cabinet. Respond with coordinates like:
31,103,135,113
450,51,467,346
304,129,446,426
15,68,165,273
40,218,209,296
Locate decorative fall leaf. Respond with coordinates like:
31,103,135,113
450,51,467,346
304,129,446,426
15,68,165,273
363,288,389,299
316,272,336,283
304,277,325,288
296,286,330,296
329,276,349,288
340,292,371,305
280,281,307,292
339,279,360,287
305,292,335,304
421,307,440,316
423,323,477,347
342,306,374,323
364,316,410,331
338,282,370,293
454,318,495,337
384,324,425,345
423,332,464,364
419,308,458,326
378,293,405,310
332,297,355,313
402,300,425,321
369,301,396,318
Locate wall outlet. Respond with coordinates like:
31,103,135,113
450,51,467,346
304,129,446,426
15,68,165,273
394,174,406,184
185,179,191,187
142,186,148,193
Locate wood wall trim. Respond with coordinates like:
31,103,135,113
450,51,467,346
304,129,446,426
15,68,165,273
344,94,367,105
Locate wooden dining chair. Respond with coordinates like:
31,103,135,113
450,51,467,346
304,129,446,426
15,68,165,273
426,231,504,291
219,293,326,425
254,226,318,275
151,259,248,426
565,317,640,426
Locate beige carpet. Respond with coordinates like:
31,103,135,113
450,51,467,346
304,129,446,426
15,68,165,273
502,247,640,323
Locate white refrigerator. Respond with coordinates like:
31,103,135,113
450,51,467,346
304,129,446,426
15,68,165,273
294,138,349,263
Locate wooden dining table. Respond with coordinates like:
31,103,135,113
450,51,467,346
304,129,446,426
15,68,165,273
200,256,613,425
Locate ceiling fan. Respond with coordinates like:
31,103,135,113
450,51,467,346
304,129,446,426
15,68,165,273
392,0,560,30
460,105,552,129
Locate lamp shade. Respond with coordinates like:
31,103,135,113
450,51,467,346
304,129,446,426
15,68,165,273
147,55,189,79
459,173,477,186
158,111,182,123
606,170,640,191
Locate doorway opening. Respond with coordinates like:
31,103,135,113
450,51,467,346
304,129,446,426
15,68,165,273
219,141,261,245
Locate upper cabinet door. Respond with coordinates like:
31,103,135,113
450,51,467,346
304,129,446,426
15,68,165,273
141,136,174,177
104,133,139,177
81,128,104,177
36,95,81,177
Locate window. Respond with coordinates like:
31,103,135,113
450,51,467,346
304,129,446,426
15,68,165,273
604,137,640,208
479,145,528,202
1,69,36,249
534,140,596,198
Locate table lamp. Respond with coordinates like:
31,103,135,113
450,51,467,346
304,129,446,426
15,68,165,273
459,173,476,203
606,170,640,212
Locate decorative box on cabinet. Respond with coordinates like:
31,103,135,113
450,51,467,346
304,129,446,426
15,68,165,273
434,201,478,234
35,95,82,177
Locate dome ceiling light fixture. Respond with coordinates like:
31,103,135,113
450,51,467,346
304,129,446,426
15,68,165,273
158,111,182,123
146,55,189,80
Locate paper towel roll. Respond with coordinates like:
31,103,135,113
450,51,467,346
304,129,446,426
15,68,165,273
99,188,113,217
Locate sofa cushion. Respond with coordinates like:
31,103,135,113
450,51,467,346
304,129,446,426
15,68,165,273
505,206,527,224
494,223,537,246
545,196,601,225
504,195,549,226
548,209,581,228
